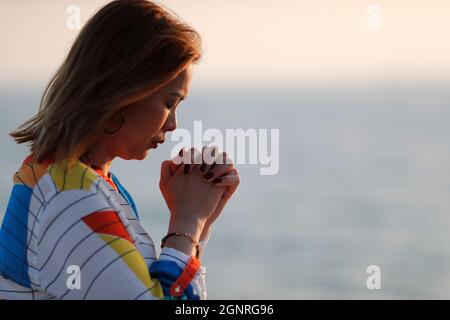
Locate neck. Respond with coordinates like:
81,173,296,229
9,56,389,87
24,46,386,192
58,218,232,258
93,161,112,178
81,146,114,177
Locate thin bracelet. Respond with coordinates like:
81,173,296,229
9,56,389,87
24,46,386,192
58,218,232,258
161,232,201,259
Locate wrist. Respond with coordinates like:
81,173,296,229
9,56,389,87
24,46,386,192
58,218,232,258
168,217,205,243
164,218,205,257
199,224,211,241
161,232,201,259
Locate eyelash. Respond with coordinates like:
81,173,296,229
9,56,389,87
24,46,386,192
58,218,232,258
166,100,182,110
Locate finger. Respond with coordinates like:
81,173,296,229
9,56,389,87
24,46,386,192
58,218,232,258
174,150,189,177
175,161,186,176
181,147,193,174
219,167,239,179
191,146,205,173
169,161,179,175
169,148,184,175
203,153,234,182
211,174,240,187
212,168,240,186
159,160,173,187
216,179,239,202
201,147,222,175
182,147,200,174
199,145,218,174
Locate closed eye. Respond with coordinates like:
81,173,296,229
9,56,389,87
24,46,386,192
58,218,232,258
166,100,182,110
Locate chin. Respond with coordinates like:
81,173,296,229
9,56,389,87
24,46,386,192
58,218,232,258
120,149,149,161
134,150,149,160
140,150,150,159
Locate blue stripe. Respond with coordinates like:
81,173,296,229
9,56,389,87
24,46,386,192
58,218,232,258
111,173,139,220
149,260,200,300
0,184,33,287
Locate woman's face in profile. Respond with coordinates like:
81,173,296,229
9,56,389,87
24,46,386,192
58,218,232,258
104,65,193,161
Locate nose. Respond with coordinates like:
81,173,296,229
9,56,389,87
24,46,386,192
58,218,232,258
162,110,177,133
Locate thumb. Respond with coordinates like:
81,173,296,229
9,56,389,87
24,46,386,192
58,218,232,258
160,160,173,186
169,148,184,175
169,158,181,175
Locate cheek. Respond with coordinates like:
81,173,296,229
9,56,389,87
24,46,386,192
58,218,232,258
126,107,167,139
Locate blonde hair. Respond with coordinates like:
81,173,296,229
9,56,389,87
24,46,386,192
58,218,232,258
10,0,202,168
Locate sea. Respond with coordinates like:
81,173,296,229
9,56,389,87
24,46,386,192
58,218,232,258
1,82,450,299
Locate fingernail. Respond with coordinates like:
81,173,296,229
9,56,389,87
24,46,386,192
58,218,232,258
212,178,222,183
184,164,190,174
199,163,207,173
204,172,213,180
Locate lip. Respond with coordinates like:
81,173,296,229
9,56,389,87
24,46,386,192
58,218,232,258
149,142,158,149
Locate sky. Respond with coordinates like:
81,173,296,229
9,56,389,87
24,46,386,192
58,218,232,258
1,0,450,88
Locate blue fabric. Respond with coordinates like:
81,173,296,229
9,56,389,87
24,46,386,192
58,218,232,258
149,260,200,300
110,173,140,220
0,184,33,287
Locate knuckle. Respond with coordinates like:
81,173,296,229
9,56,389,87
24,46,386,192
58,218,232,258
161,160,170,168
215,152,224,164
223,153,234,165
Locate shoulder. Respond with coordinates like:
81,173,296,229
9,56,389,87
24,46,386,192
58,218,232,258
11,156,125,229
13,155,100,193
29,161,127,260
36,160,123,228
47,159,99,193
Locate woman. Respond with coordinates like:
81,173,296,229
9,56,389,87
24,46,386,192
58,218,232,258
0,0,240,300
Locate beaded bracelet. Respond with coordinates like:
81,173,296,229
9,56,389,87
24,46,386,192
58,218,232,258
161,232,201,259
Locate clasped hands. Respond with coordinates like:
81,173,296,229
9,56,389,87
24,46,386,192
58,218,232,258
159,145,240,243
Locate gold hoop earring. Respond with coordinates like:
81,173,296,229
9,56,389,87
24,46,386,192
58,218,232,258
103,115,124,134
